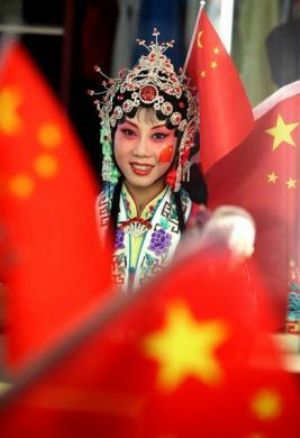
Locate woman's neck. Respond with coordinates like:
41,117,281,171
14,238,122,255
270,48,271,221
124,180,166,216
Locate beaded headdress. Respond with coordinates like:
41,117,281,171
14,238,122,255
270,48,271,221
90,29,199,191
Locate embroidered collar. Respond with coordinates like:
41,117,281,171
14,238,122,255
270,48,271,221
121,184,168,220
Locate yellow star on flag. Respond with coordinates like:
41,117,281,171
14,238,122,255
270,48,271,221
210,61,218,69
34,153,59,178
286,178,297,189
251,389,282,421
8,173,34,198
38,123,62,149
0,87,22,135
199,70,207,79
267,172,278,184
213,47,220,55
265,114,299,151
142,302,229,391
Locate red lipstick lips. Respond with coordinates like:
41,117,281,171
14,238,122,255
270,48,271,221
130,162,154,176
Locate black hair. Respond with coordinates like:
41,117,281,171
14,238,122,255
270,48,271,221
182,164,208,205
108,176,123,236
174,191,186,234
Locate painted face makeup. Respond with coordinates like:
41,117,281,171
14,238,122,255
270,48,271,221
114,109,176,193
158,144,174,163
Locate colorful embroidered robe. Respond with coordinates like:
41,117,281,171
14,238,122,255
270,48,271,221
97,183,192,292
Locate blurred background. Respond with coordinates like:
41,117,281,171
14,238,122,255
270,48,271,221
0,0,299,181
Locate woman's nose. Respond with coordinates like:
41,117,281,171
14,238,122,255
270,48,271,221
132,136,150,157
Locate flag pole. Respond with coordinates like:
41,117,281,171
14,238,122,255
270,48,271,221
182,0,206,74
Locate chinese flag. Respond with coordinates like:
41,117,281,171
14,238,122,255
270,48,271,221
185,9,254,172
0,43,113,368
0,253,299,437
207,80,300,329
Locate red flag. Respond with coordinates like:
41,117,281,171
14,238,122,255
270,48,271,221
207,80,300,329
0,43,113,368
0,252,299,437
185,8,254,172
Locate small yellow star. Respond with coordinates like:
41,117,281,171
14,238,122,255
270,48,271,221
8,173,34,198
210,61,218,69
213,47,220,55
33,153,59,178
38,123,62,149
0,87,22,135
199,70,207,79
251,389,282,421
267,172,278,184
142,302,229,391
265,114,299,151
286,178,297,189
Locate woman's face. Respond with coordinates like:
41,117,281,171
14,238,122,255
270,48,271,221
114,109,176,191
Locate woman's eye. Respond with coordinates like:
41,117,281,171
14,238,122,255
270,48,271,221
152,132,168,140
121,128,136,137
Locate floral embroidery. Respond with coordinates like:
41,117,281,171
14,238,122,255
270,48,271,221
148,228,172,256
115,228,125,250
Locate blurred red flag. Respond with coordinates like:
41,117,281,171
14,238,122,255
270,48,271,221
0,43,113,368
207,81,300,329
185,8,254,172
0,252,299,437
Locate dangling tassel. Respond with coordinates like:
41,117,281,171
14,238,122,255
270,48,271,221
165,167,177,189
101,154,120,184
100,120,120,184
182,160,192,182
102,155,113,182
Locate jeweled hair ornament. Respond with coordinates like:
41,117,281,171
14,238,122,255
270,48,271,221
89,28,199,190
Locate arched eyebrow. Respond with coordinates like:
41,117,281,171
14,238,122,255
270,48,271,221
121,120,138,128
151,123,168,130
122,119,167,130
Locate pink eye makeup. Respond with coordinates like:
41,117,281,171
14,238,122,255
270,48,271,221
120,128,136,137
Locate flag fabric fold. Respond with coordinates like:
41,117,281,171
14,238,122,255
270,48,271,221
185,8,255,172
0,42,113,368
207,80,300,329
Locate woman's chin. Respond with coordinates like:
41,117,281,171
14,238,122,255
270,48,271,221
125,174,165,191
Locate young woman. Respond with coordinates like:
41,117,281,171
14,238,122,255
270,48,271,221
93,30,208,291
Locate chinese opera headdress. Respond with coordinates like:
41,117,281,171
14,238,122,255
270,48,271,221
90,29,199,192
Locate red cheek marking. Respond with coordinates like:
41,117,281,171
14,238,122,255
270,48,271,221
158,145,174,163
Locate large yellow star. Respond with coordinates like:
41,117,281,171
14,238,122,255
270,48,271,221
0,87,22,135
142,302,229,391
265,114,299,151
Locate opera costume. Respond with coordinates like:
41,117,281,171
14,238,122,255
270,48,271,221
92,30,207,292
